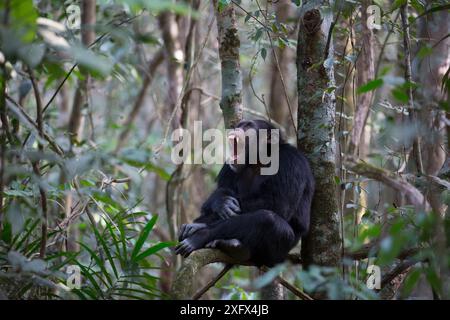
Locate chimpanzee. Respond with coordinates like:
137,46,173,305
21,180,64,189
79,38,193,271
175,119,315,267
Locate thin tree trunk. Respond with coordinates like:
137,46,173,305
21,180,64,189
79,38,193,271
269,0,292,127
414,4,449,299
400,4,424,175
0,62,6,235
297,2,341,271
158,11,184,129
115,49,164,152
68,0,96,144
349,0,374,156
66,0,96,251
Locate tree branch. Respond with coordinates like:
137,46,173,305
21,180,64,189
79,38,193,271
5,94,64,156
192,264,233,300
171,249,312,300
346,159,430,211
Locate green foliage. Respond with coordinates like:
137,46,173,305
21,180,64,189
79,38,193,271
357,78,384,94
0,205,173,299
218,0,232,12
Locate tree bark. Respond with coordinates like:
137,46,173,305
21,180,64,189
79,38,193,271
297,2,341,268
213,0,243,128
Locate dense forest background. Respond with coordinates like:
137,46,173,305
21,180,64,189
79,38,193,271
0,0,449,300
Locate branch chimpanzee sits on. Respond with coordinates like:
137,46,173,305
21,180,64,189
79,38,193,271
175,119,315,267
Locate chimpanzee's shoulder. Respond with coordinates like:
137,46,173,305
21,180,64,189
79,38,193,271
216,163,236,185
279,143,308,163
277,143,313,178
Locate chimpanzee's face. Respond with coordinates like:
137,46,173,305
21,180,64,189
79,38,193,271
226,120,279,173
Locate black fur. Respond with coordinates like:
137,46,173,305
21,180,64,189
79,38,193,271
176,120,315,267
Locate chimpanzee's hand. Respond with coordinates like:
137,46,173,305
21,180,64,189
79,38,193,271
213,196,241,220
178,223,207,241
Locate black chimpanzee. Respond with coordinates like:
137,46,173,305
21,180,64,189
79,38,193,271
175,119,314,267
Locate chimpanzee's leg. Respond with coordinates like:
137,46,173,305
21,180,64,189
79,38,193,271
175,210,295,266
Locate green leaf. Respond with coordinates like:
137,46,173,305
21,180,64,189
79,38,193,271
261,48,267,61
410,4,450,23
89,220,119,279
425,266,443,294
92,192,122,210
218,0,231,12
144,163,171,181
131,215,158,261
76,263,105,297
392,87,409,103
6,203,26,235
117,0,199,17
135,242,176,262
78,242,114,286
357,78,383,94
71,46,112,77
9,0,38,42
12,218,39,250
417,45,433,59
391,0,407,12
254,28,263,42
410,0,425,14
402,267,422,296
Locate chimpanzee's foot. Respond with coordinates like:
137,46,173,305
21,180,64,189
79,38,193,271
175,238,196,258
205,239,251,262
175,229,210,258
178,223,207,241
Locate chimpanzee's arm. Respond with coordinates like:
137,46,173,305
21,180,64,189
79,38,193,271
194,165,240,224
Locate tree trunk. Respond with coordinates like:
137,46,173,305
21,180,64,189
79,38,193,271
68,0,95,144
213,0,243,128
414,4,449,299
297,2,341,269
348,0,375,156
115,49,164,152
269,0,292,127
66,0,96,252
158,11,184,129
